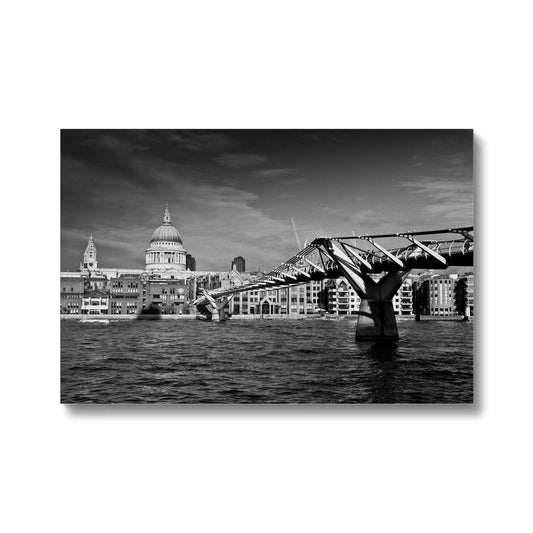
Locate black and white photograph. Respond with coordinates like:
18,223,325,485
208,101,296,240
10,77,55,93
61,129,474,404
5,2,533,532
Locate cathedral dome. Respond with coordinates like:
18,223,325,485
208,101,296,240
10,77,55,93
150,205,183,244
151,223,183,244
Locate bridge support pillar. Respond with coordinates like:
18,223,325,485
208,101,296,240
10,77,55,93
213,296,232,321
352,271,410,341
356,300,399,341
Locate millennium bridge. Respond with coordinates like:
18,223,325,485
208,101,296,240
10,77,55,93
194,226,474,341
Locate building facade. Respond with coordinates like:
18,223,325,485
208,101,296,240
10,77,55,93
392,278,414,316
144,277,193,314
81,289,109,315
226,279,326,316
326,278,361,315
454,272,474,317
415,274,459,316
231,256,246,273
109,275,142,315
185,253,196,271
60,277,85,314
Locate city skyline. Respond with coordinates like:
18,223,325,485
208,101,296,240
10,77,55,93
61,129,473,271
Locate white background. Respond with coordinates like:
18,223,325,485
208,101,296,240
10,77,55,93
1,1,532,532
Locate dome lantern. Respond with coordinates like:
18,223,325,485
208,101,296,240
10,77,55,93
163,203,171,225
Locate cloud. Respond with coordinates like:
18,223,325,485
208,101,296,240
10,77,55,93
347,209,407,235
401,179,471,198
400,179,473,221
250,168,296,178
213,153,268,168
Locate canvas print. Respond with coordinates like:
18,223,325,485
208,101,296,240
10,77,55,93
61,129,474,404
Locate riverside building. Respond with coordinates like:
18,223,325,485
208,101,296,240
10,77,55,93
60,277,84,314
81,289,109,315
414,274,460,316
393,278,414,316
454,272,474,317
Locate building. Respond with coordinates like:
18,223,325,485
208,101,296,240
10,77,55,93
392,278,414,316
186,253,196,271
455,272,474,317
205,270,327,316
84,273,108,291
326,278,361,315
81,289,109,315
233,280,326,316
195,273,223,295
231,256,246,273
109,275,142,315
415,274,459,316
144,277,192,314
60,276,84,314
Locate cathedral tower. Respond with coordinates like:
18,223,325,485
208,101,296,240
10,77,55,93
81,235,98,271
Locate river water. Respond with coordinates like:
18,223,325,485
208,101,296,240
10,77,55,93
61,318,473,404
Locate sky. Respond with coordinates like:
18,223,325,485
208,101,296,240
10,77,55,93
61,129,473,272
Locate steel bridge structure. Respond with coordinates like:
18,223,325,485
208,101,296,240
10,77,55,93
194,226,474,340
